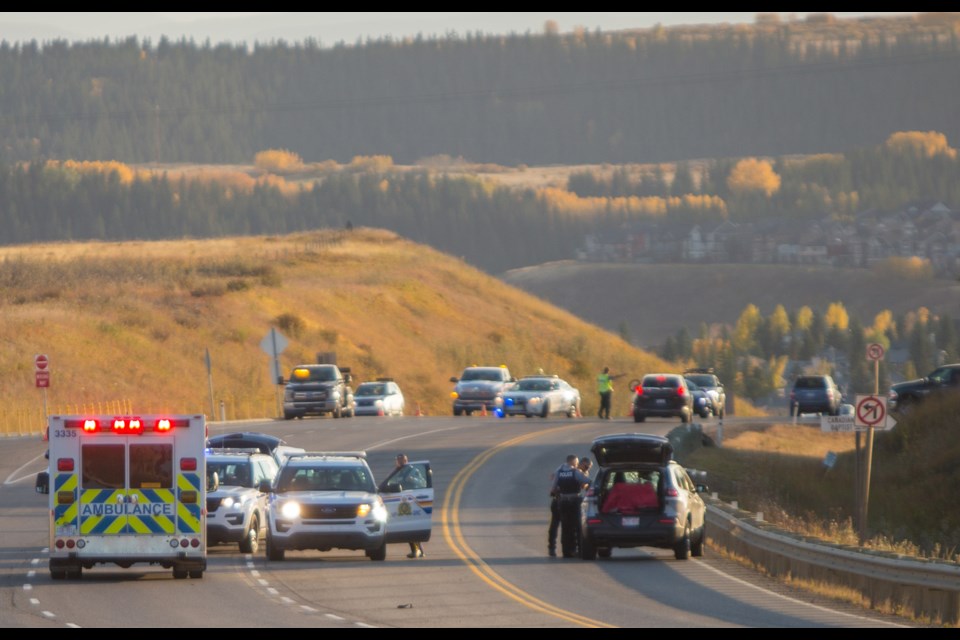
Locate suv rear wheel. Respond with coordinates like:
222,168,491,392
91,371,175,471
674,521,691,560
691,523,705,557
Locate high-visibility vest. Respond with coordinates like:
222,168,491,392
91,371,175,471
597,373,613,393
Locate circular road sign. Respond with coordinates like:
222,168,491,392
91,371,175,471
35,354,49,371
866,343,885,362
855,395,886,428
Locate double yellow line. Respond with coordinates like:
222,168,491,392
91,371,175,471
441,425,614,628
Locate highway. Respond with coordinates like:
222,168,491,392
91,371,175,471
0,415,912,628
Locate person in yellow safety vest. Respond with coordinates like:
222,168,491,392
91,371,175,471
596,367,625,420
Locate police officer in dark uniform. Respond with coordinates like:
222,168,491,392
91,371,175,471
550,454,590,558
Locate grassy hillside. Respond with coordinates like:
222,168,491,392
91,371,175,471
503,261,960,348
685,394,960,562
0,228,729,435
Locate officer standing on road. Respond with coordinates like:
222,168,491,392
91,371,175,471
550,454,590,558
597,367,625,420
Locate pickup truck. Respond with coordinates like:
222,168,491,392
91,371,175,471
449,365,516,416
887,363,960,413
281,364,355,419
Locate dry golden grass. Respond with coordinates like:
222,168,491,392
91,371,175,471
0,228,711,435
721,423,858,457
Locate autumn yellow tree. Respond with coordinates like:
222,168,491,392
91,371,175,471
254,149,304,174
726,158,781,197
768,304,791,339
824,302,849,331
733,304,762,353
795,306,813,332
885,131,957,159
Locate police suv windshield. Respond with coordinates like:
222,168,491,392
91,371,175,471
461,369,503,382
276,465,376,493
356,384,385,396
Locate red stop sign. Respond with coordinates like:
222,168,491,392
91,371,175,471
35,354,49,371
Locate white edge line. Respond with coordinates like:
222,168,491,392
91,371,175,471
5,452,47,485
698,559,908,626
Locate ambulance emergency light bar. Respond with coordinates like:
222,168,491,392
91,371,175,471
62,417,192,433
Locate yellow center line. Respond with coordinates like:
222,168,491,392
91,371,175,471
441,423,615,628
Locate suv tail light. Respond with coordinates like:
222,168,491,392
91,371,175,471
677,386,685,396
634,386,643,396
665,488,679,497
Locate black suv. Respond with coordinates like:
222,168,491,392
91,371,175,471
632,374,694,423
789,375,842,417
281,364,355,419
579,433,707,561
888,363,960,414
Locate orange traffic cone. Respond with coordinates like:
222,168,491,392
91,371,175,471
415,403,423,417
377,406,385,417
481,404,488,417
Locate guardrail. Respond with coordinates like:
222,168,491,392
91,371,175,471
706,500,960,626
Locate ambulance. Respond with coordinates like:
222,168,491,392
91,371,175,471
44,414,208,579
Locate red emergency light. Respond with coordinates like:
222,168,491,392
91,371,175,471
112,417,144,434
82,419,99,432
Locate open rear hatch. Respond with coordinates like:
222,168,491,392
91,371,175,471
591,433,673,466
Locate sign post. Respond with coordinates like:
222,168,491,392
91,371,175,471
855,394,886,545
35,354,50,418
859,344,885,545
260,328,288,418
205,348,215,420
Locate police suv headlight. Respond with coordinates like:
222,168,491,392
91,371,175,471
222,497,236,509
369,498,388,523
331,391,341,401
284,389,294,401
528,396,543,406
280,501,301,519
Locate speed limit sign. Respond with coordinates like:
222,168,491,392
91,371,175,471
866,343,885,362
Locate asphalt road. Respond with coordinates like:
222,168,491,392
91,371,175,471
0,415,912,628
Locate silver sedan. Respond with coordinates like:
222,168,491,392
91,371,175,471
502,375,581,418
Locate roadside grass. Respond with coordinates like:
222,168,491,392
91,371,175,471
687,397,960,562
0,228,736,434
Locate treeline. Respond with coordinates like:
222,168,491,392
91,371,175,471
1,127,958,274
659,302,958,402
0,163,585,273
1,14,959,165
568,131,960,224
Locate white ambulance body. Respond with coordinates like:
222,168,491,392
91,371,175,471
47,414,207,579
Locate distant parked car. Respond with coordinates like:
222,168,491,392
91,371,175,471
353,378,405,416
633,374,694,423
502,375,581,418
887,363,960,414
449,365,516,416
790,375,842,417
683,368,726,418
683,378,714,420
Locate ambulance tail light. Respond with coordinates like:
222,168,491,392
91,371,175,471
82,419,100,432
57,458,74,472
180,458,198,472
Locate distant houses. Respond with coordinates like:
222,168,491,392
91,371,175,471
579,201,960,277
